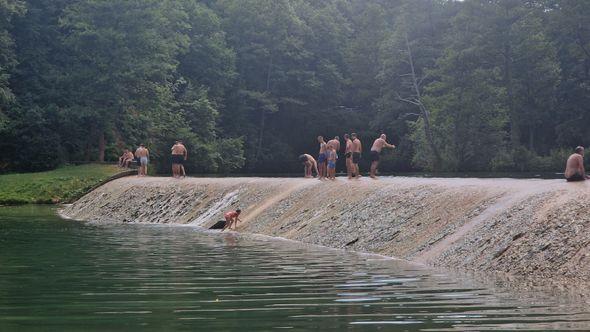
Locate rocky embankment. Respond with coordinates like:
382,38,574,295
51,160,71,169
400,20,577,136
62,176,590,284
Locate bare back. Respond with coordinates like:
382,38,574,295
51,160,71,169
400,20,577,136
565,153,584,178
352,139,362,153
171,144,186,155
345,139,352,153
327,139,340,152
371,138,385,153
135,147,148,158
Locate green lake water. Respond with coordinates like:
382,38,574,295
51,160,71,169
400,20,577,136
1,205,589,331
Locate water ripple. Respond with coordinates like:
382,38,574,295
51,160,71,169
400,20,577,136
1,208,589,331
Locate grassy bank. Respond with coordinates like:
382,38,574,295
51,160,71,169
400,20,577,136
0,164,129,205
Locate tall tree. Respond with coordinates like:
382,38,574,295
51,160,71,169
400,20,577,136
0,0,26,117
59,0,190,161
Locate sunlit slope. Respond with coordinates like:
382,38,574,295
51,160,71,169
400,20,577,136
62,176,589,284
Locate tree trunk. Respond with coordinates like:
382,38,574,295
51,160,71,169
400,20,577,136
254,54,274,162
84,142,91,162
503,41,519,147
529,126,534,152
85,124,95,162
98,130,105,162
404,32,442,171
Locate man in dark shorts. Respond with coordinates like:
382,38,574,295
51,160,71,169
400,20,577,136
351,133,362,179
565,146,589,182
171,140,188,178
369,134,396,179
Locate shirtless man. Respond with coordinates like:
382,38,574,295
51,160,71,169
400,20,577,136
317,136,328,180
370,134,396,179
343,134,353,179
171,140,188,178
118,149,134,168
135,144,149,176
299,154,319,178
565,146,589,182
327,136,341,155
351,133,362,178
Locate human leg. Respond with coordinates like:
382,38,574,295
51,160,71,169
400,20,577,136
370,161,378,178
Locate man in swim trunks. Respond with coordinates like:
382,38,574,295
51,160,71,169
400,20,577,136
351,133,362,179
317,136,328,180
326,145,337,180
370,134,396,179
134,144,150,176
171,140,188,178
299,154,319,178
343,134,353,179
326,136,340,172
223,209,242,231
565,146,589,182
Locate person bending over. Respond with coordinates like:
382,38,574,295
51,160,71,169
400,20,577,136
223,209,242,231
565,146,589,182
299,154,319,178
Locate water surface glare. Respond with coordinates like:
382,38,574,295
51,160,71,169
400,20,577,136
1,206,589,331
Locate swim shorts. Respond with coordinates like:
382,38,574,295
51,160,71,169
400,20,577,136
370,150,380,162
140,157,148,166
318,153,327,163
327,161,336,169
566,172,585,182
171,154,184,164
352,152,361,164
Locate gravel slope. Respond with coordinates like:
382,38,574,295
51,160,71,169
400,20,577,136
61,176,590,285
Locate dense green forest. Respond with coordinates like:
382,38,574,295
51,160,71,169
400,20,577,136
1,0,589,174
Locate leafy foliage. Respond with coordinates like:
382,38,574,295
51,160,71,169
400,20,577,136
1,0,589,173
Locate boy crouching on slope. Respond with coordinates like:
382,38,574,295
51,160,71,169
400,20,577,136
223,209,242,231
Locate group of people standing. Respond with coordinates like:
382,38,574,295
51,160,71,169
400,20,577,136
118,140,188,178
299,133,396,180
120,133,397,180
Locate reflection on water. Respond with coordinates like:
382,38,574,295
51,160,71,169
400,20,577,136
0,205,589,331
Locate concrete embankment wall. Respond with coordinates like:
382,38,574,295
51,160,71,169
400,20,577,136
62,176,590,284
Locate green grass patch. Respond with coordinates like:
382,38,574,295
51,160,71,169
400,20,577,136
0,164,128,205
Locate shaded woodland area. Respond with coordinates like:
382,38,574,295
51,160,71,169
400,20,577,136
1,0,589,174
